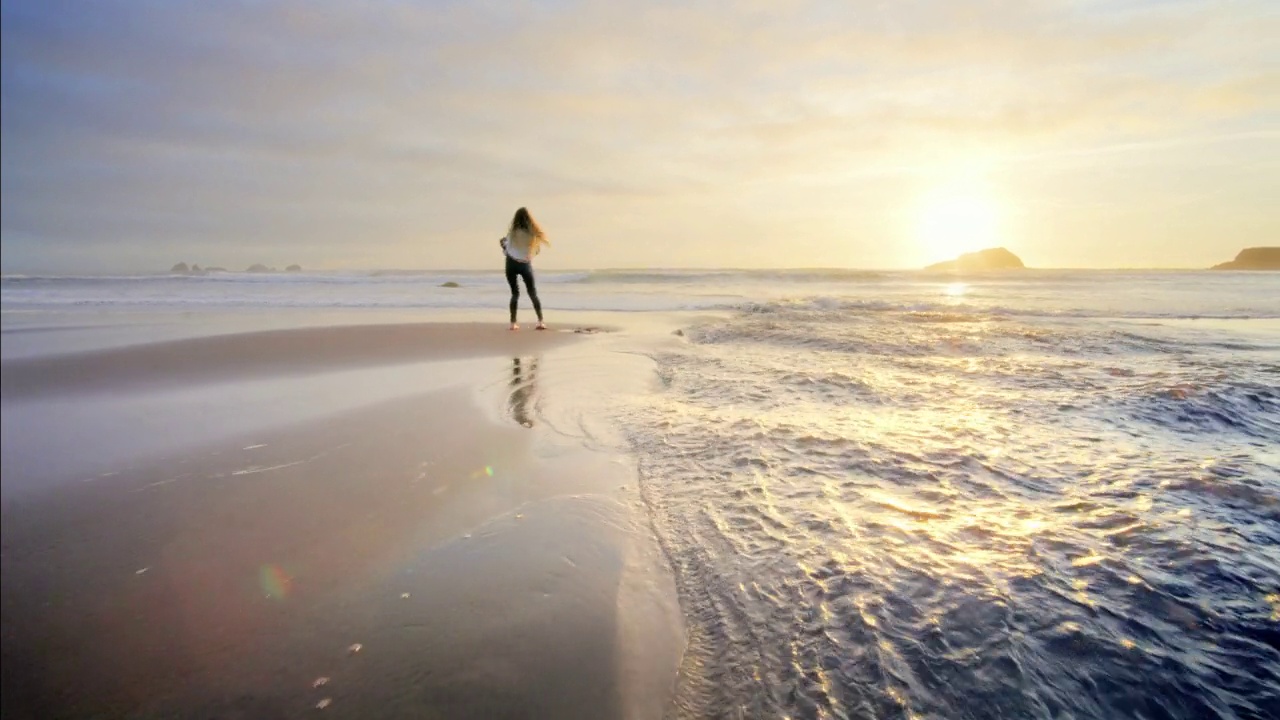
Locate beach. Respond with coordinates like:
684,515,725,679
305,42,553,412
1,316,683,719
5,0,1279,711
3,270,1279,719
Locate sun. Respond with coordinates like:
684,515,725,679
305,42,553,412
915,182,1002,261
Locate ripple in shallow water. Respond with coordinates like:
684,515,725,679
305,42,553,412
620,304,1280,719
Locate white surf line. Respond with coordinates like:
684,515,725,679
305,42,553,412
242,444,268,450
138,446,333,486
85,470,122,482
232,459,308,476
133,473,193,492
229,446,336,477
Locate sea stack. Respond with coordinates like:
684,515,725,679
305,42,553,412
925,247,1025,272
1211,247,1280,270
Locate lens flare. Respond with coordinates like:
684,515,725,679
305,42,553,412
260,564,293,600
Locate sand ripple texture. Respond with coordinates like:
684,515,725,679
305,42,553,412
618,300,1280,720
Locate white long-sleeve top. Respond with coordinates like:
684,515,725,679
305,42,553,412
502,229,539,262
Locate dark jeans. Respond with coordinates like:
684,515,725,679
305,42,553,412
505,255,542,324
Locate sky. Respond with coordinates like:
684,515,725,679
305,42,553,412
1,0,1276,273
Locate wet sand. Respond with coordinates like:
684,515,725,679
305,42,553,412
0,323,682,719
1,322,578,400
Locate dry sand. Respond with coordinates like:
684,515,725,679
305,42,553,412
0,322,682,719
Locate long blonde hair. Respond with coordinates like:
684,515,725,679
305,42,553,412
509,207,549,255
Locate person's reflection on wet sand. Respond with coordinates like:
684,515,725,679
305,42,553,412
509,357,538,428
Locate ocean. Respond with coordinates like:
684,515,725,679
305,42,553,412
4,269,1279,719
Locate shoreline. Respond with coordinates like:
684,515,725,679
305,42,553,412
0,319,684,719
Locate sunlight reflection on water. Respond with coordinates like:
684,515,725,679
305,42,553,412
621,294,1280,719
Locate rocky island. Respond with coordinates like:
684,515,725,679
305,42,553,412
925,247,1025,272
169,263,294,274
168,263,224,275
1211,247,1280,270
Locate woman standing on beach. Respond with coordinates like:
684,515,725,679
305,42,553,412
499,207,549,330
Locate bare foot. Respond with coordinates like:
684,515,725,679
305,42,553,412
535,322,547,330
509,323,520,331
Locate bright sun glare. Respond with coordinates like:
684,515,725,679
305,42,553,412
915,181,1002,261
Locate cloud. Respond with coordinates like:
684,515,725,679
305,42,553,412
2,0,1276,271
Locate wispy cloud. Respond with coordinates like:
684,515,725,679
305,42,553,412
2,0,1276,270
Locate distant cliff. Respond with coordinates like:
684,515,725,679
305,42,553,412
925,247,1025,272
1212,247,1280,270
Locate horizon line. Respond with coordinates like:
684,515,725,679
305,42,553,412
1,264,1268,277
